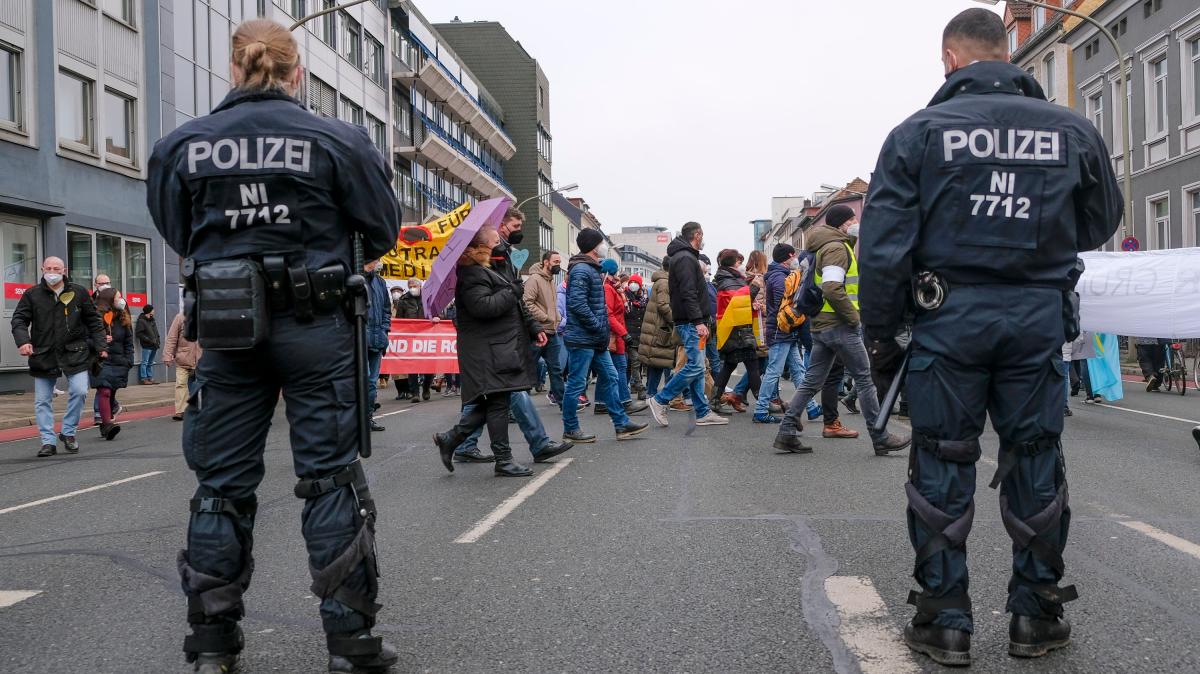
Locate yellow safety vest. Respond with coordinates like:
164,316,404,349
813,243,859,313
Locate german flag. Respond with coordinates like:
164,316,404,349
715,286,760,349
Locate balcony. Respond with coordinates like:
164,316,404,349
391,53,417,84
394,131,514,202
410,60,516,161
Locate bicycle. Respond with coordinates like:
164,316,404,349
1161,342,1188,396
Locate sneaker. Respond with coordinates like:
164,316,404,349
562,429,597,443
578,394,591,408
647,397,669,427
753,413,781,424
172,414,184,421
695,412,729,426
442,388,454,397
872,433,911,456
53,387,65,397
615,421,648,440
1063,407,1073,417
370,420,385,432
99,422,121,441
58,433,79,454
111,402,122,420
823,420,860,439
1147,375,1161,392
37,443,56,457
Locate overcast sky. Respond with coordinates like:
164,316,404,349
429,1,1004,257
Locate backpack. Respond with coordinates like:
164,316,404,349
776,254,820,334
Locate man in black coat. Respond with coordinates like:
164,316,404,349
11,256,106,457
646,222,726,428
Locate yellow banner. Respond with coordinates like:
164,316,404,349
379,201,472,281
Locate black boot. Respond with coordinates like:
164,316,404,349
432,432,456,473
327,630,399,674
773,422,812,454
493,444,533,477
185,622,243,674
1009,614,1071,658
99,422,121,441
904,619,971,667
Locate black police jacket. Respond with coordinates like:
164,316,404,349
147,88,400,270
11,280,107,378
858,61,1123,339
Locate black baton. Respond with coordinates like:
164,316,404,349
346,274,372,459
871,344,911,437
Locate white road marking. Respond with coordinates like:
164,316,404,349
1119,521,1200,561
1093,403,1199,426
0,591,41,608
0,471,165,515
454,458,574,544
375,408,412,419
824,576,918,674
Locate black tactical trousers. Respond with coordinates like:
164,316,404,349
904,285,1073,634
179,311,379,637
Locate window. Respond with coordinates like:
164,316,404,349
539,220,553,253
67,229,150,308
340,13,362,68
1144,0,1161,18
0,47,21,131
103,90,134,161
537,125,552,162
339,96,363,126
538,173,553,207
392,88,411,139
1109,18,1127,38
1187,38,1200,123
290,0,306,18
57,70,94,152
367,114,385,154
1189,189,1200,248
101,0,134,26
1008,29,1017,55
1110,72,1131,156
309,75,335,117
317,1,335,47
1033,7,1046,32
1087,91,1104,135
1149,197,1170,249
366,37,384,85
1043,52,1056,101
1147,56,1168,138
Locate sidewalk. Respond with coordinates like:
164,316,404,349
0,381,176,431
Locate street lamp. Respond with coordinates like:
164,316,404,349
515,183,580,210
289,0,372,31
973,0,1133,239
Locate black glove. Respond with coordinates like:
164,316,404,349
622,334,634,346
866,336,903,371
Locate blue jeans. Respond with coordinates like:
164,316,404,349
646,366,667,398
563,347,629,433
653,323,710,418
367,349,384,411
531,334,565,403
759,340,816,416
456,390,549,455
35,372,89,445
611,352,631,404
139,346,158,381
705,332,720,378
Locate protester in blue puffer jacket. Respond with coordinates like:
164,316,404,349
365,261,391,431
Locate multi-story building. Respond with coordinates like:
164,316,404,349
387,1,515,223
608,226,673,263
1067,0,1200,251
750,219,771,253
434,18,555,262
1009,1,1076,107
764,179,868,253
614,244,662,280
551,191,579,257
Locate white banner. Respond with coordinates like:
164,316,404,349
1078,247,1200,338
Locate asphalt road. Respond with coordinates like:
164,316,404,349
1,377,1199,673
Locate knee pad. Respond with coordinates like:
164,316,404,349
906,434,979,616
294,461,381,629
179,495,258,625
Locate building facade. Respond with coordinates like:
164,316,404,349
551,191,579,257
434,18,554,262
388,2,515,224
608,226,673,264
614,244,661,280
1009,1,1076,108
1068,0,1200,251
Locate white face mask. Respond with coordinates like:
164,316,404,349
44,273,63,286
409,286,421,297
97,283,111,291
845,223,860,238
735,264,745,274
629,282,640,293
596,242,610,258
114,299,127,310
786,257,800,270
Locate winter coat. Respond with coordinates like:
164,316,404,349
665,237,711,325
394,292,423,319
604,277,627,355
624,289,647,344
637,269,677,369
712,266,758,358
522,264,560,333
763,261,799,346
96,314,134,390
454,263,539,403
806,224,858,333
556,282,567,335
366,273,391,353
563,254,609,351
135,313,161,348
164,312,202,370
11,279,106,378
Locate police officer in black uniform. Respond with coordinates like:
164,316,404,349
859,9,1121,666
147,20,400,674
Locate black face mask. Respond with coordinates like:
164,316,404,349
549,264,562,275
507,230,524,245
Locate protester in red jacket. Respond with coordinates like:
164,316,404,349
601,259,632,408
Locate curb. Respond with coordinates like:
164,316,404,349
0,398,176,431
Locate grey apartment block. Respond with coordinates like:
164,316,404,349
0,0,171,390
435,19,554,264
1068,0,1200,252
